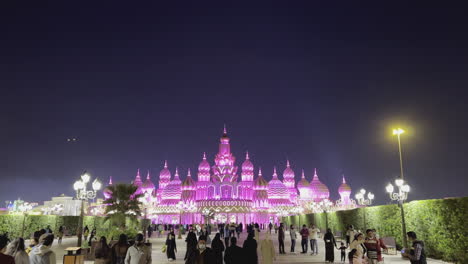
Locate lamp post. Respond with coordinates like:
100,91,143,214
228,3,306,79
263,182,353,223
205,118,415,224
355,189,374,229
73,171,101,247
391,128,410,249
18,201,33,238
386,179,410,249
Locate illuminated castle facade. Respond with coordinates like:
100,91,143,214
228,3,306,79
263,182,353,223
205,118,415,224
103,127,354,224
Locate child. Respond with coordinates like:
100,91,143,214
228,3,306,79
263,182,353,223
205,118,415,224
339,242,347,262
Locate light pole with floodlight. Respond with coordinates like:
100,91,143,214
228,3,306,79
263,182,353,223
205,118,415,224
390,127,410,249
355,189,374,229
73,171,101,247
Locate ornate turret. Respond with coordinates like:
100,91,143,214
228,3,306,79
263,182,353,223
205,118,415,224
268,167,289,199
161,167,182,201
158,161,171,189
133,169,144,195
103,176,113,199
182,169,196,202
297,169,311,199
241,151,254,182
212,125,238,183
309,168,330,201
338,175,352,204
253,168,269,209
282,160,298,203
198,153,211,182
142,171,155,194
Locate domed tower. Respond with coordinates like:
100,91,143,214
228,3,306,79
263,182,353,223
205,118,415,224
158,161,171,189
182,169,196,203
253,168,269,209
297,169,311,200
282,160,298,203
310,168,330,201
212,125,238,183
268,167,291,206
338,175,352,205
103,176,113,200
133,169,144,195
141,170,155,195
197,152,214,200
161,167,182,202
238,151,255,200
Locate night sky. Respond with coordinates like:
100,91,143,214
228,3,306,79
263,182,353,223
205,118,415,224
1,2,467,205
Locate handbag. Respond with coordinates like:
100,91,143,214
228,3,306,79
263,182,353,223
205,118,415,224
162,244,167,253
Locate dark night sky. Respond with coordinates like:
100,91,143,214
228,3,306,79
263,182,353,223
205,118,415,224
1,2,467,205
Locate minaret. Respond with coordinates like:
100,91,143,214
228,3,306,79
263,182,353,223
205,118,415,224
338,174,352,205
134,169,143,186
282,160,298,204
197,152,211,182
158,160,171,189
241,151,254,182
212,125,238,182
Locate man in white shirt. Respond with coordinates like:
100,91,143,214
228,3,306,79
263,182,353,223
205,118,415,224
308,224,320,255
125,234,151,264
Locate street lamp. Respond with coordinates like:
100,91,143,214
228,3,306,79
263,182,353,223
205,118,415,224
391,127,410,249
74,171,101,247
355,189,374,206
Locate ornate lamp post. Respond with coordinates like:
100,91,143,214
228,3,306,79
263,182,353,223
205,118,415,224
386,178,410,249
355,189,374,206
18,201,33,237
73,171,101,247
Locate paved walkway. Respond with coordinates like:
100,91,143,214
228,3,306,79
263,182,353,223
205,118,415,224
47,232,450,263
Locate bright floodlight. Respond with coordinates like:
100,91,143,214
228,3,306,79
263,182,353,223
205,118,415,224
393,128,405,135
360,188,366,194
81,173,90,183
74,180,84,190
355,193,362,200
402,184,410,193
368,192,375,200
395,178,404,187
92,179,102,191
386,184,394,193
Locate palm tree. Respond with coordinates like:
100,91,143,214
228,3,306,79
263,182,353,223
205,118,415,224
103,183,143,229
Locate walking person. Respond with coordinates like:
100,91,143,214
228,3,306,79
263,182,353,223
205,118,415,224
184,227,198,262
338,242,347,263
211,233,225,264
346,225,356,247
83,225,90,242
185,235,215,264
290,224,297,253
57,226,64,245
403,231,427,264
268,222,273,234
242,233,258,264
323,228,337,263
147,225,153,238
111,234,129,264
299,224,309,253
254,223,260,242
224,224,230,247
260,233,276,264
224,237,244,264
349,233,366,264
165,229,177,262
94,236,111,264
26,231,42,254
6,237,30,264
278,223,285,254
364,229,386,264
29,234,56,264
309,224,320,255
125,234,151,264
0,235,15,264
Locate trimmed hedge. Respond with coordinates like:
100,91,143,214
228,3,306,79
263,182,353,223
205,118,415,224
0,215,147,242
282,197,468,263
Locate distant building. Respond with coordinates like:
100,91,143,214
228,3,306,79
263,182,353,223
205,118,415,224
41,194,83,216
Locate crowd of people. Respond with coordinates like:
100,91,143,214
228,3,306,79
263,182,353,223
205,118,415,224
0,222,427,264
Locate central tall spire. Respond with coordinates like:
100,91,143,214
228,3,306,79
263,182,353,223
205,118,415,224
213,125,238,182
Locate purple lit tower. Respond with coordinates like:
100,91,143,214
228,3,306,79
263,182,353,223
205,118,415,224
103,176,113,200
282,160,297,203
310,168,330,201
106,127,355,225
338,175,352,205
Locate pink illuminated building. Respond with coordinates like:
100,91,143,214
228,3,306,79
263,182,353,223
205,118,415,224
104,128,354,224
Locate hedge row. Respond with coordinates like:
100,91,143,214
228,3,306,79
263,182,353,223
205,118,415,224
0,215,148,242
282,197,468,263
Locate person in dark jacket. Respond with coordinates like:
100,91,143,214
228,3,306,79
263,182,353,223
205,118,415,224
242,233,258,264
211,233,225,264
323,228,337,263
185,227,198,261
185,235,215,264
166,229,177,261
111,234,129,264
224,237,244,264
94,236,111,264
403,231,427,264
278,223,285,254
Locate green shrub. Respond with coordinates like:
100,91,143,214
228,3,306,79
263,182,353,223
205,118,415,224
282,197,468,263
